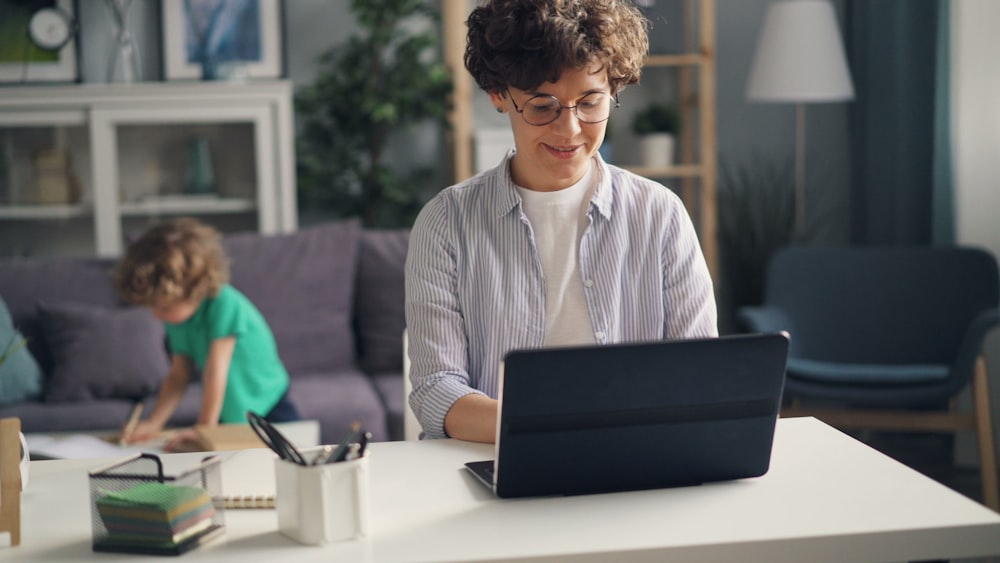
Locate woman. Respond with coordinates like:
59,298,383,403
405,0,717,442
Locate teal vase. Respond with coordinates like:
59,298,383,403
185,137,215,195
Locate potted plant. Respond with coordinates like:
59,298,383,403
632,102,679,168
295,0,453,228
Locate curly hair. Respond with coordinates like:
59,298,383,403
114,218,230,307
464,0,649,95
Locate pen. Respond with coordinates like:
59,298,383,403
311,444,335,466
328,421,361,464
356,431,371,458
119,403,144,447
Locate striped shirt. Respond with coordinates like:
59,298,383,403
404,152,718,439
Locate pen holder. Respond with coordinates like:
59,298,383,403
274,452,370,545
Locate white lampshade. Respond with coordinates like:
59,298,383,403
746,0,855,102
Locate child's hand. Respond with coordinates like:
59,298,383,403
123,420,162,444
163,428,204,453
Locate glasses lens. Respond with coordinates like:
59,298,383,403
575,93,613,123
522,95,561,125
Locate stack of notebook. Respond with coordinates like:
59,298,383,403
96,482,217,552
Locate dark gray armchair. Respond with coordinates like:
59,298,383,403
739,246,1000,511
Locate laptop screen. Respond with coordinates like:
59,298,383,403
479,333,789,498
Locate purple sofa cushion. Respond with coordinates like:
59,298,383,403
0,257,119,372
225,219,362,376
38,301,170,402
356,229,410,374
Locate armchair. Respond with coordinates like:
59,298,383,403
739,246,1000,510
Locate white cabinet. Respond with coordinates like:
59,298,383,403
0,81,297,257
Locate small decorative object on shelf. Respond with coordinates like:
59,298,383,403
632,102,679,169
0,0,79,84
104,0,142,83
32,149,80,205
184,137,215,195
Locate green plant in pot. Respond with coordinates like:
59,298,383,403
716,151,798,334
632,102,679,168
295,0,453,228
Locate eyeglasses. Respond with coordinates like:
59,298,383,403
508,91,619,126
247,410,307,466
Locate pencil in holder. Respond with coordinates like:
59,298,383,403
274,449,370,545
88,453,225,556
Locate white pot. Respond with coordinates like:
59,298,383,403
639,133,675,168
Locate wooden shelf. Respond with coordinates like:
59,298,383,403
625,164,704,179
644,53,707,67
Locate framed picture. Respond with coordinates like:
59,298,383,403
161,0,283,81
0,0,79,84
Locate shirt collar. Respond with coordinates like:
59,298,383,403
492,150,615,219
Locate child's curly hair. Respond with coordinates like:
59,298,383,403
464,0,649,95
114,218,230,307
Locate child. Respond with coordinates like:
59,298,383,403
114,217,299,450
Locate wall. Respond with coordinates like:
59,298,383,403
716,0,852,244
71,1,846,233
952,0,1000,256
952,0,1000,465
74,1,354,85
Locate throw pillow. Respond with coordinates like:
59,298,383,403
0,295,43,405
38,301,170,402
225,218,362,376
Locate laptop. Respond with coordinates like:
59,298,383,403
465,332,789,498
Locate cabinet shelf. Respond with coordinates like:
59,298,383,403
0,204,91,220
120,197,256,216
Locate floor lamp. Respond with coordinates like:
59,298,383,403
746,0,854,239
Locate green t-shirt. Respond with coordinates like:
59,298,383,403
165,284,289,423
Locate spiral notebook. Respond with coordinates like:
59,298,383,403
215,449,279,509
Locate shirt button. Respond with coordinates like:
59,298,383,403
583,279,594,288
594,331,606,341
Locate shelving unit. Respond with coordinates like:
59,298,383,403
0,81,297,258
441,0,717,279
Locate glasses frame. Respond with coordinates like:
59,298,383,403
507,90,620,126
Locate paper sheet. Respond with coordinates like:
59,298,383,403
25,433,166,460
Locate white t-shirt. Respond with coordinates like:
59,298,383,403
515,162,598,347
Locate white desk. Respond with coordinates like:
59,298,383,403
7,417,1000,561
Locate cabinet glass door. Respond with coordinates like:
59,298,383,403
0,118,93,257
94,103,276,256
115,121,260,244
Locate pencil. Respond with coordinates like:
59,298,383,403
119,403,144,447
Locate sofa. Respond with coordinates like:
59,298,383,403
0,219,410,444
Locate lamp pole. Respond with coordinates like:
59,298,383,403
794,103,806,238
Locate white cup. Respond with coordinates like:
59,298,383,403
274,453,370,545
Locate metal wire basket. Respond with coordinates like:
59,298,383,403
88,453,225,555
